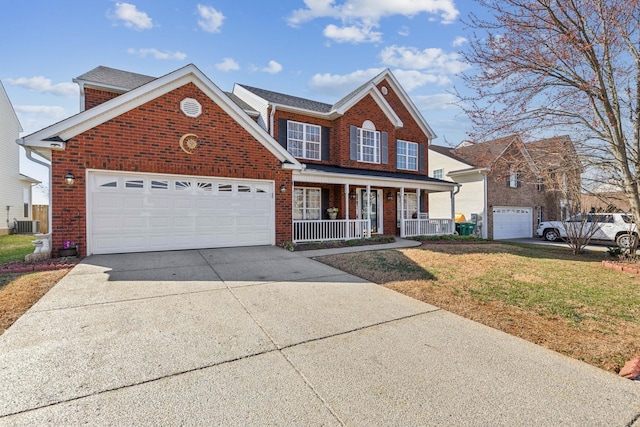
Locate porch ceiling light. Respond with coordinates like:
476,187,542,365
387,192,393,201
64,172,75,186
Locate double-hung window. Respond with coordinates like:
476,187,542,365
358,128,380,163
397,140,418,170
288,121,320,160
293,187,321,220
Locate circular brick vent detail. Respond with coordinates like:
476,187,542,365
180,98,202,118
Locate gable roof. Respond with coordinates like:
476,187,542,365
18,64,301,169
452,135,520,168
235,69,436,140
526,135,580,170
73,66,156,92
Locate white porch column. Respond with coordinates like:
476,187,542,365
400,187,405,238
366,185,371,238
345,183,350,239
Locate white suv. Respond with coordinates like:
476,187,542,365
536,213,637,247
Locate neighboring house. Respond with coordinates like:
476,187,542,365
581,191,630,213
0,81,39,235
18,64,458,256
429,135,580,240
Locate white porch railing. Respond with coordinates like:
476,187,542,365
402,218,454,237
293,219,369,243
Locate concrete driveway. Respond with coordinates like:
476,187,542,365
1,245,639,426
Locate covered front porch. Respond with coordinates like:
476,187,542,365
291,165,459,243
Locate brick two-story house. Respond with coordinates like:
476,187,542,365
18,64,457,256
429,135,580,239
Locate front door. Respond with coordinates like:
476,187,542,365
360,189,380,233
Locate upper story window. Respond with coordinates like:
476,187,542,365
287,121,320,160
433,168,444,180
397,140,418,171
508,168,521,188
357,121,380,163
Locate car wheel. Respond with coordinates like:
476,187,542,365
616,233,636,249
543,229,559,241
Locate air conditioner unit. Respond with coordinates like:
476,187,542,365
14,220,40,234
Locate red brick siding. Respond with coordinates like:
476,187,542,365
84,88,122,110
52,82,292,256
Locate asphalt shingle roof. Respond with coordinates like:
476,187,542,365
74,66,156,90
303,163,456,185
236,84,333,113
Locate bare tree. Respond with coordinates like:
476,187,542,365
460,0,640,237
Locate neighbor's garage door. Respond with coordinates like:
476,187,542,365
492,206,532,240
88,171,274,254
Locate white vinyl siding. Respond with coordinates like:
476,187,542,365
397,140,418,171
287,121,320,160
293,187,321,220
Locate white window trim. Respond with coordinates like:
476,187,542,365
287,120,321,160
293,187,321,220
509,169,519,188
397,140,418,171
357,128,381,164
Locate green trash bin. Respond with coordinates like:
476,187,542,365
455,223,461,235
460,223,476,236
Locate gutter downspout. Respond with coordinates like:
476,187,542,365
21,145,52,236
450,184,461,234
269,105,277,137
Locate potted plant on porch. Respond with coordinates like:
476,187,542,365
327,207,339,220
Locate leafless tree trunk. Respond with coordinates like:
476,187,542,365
460,0,640,236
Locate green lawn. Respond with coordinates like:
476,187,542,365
0,234,36,264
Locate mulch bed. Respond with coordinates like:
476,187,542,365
0,257,81,274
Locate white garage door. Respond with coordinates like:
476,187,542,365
88,171,274,254
492,206,532,240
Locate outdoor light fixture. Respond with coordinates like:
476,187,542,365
280,184,286,193
64,172,75,186
387,192,393,201
350,190,356,200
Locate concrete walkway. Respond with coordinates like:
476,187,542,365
1,244,639,425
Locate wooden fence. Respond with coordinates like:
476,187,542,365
32,205,49,234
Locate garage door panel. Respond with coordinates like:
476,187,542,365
493,207,532,240
89,171,274,254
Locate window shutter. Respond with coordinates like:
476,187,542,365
277,119,288,149
420,190,426,212
350,126,358,160
419,143,425,171
321,188,330,219
321,126,330,161
381,132,389,164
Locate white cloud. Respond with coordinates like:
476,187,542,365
452,36,468,47
127,48,187,60
5,77,78,97
113,2,153,30
380,45,469,74
412,93,459,111
288,0,459,29
197,4,225,33
323,24,381,43
398,26,410,37
261,60,283,74
392,69,450,90
309,68,384,96
14,105,69,135
215,58,240,71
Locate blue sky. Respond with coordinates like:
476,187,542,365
1,0,478,203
